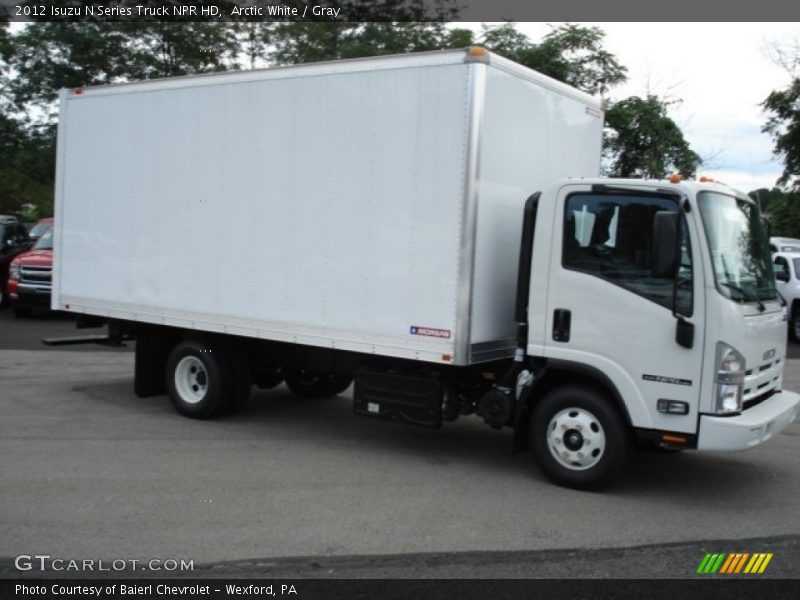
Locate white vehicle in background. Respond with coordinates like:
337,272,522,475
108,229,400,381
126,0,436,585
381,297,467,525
770,237,800,254
48,48,800,489
773,251,800,341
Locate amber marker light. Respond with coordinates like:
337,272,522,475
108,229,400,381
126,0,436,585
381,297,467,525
468,46,488,57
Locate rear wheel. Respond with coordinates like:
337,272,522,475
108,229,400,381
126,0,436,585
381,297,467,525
285,370,352,399
165,339,248,419
530,385,630,490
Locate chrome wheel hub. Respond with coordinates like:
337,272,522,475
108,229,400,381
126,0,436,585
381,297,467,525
547,407,606,471
174,356,208,404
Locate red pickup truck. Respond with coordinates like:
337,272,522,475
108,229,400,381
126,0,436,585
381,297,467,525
7,226,53,317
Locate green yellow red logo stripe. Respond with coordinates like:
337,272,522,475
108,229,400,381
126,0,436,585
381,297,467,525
697,553,773,574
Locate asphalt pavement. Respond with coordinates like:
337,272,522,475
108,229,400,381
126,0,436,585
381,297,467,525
1,307,799,579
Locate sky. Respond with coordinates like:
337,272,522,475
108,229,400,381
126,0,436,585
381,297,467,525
509,22,799,193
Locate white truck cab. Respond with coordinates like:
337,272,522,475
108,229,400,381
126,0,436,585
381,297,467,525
513,178,799,487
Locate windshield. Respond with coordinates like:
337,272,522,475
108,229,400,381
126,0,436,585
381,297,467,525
698,192,777,303
33,228,53,250
29,222,51,239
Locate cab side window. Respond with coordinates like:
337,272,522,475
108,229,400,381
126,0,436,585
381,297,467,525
563,192,692,315
773,256,790,281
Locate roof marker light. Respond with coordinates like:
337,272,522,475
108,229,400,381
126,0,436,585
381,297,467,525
668,173,682,184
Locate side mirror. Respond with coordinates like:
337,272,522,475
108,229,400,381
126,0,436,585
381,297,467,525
776,270,790,283
676,317,694,349
652,211,679,278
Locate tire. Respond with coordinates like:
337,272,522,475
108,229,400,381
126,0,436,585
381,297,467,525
285,370,353,399
13,306,33,318
530,385,631,490
165,339,238,419
791,306,800,343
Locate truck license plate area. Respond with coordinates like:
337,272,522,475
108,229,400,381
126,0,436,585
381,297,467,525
354,371,443,428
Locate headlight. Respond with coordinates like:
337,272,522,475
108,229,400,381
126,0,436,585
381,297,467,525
714,342,745,414
9,263,20,281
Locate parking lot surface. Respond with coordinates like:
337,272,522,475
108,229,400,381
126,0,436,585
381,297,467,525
1,309,799,578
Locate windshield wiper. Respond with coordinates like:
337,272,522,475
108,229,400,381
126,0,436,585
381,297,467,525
720,282,765,312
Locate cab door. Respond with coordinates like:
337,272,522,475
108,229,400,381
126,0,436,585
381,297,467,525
542,184,705,434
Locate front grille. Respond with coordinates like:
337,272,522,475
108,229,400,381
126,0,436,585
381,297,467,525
19,265,52,288
742,358,782,403
743,388,777,411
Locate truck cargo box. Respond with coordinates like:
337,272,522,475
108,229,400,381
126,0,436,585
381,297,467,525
53,49,603,366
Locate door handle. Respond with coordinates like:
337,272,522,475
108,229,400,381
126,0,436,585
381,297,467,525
553,309,571,343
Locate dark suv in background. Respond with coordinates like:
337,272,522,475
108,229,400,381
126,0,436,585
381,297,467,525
0,216,33,306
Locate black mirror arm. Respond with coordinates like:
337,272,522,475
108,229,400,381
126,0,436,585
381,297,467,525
672,199,695,349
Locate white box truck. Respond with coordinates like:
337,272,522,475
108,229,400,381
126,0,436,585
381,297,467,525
51,48,800,489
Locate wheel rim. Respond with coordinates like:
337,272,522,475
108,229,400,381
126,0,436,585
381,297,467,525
547,407,606,471
174,356,208,404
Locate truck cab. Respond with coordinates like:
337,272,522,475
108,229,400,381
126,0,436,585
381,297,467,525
516,178,799,487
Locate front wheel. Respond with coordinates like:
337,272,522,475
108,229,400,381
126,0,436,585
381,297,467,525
285,370,352,399
530,385,631,490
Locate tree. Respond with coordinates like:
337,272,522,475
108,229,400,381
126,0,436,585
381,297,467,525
9,23,136,110
479,23,628,96
9,22,240,109
750,187,800,238
268,1,462,65
124,23,240,79
604,95,700,179
762,77,800,191
268,22,462,65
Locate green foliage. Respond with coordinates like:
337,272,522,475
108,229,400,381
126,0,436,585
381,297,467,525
9,23,135,109
604,95,700,179
0,112,55,214
268,22,460,65
9,23,239,109
479,23,627,95
749,187,800,238
267,1,461,65
125,23,240,79
762,77,800,190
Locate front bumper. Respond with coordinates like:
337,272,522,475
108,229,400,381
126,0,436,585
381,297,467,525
9,283,52,308
697,390,800,451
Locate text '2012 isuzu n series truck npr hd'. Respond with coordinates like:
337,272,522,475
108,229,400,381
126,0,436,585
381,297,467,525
50,47,799,488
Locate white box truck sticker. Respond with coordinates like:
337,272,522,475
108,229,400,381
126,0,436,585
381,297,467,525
409,326,451,339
